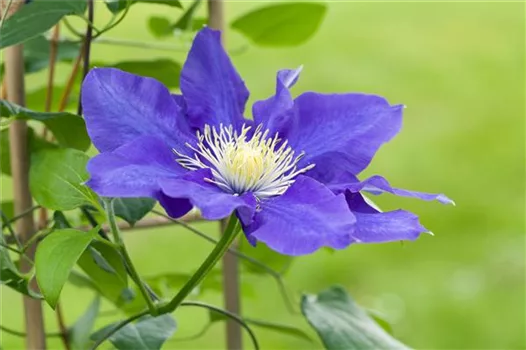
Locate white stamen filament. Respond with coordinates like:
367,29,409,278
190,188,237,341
173,124,315,199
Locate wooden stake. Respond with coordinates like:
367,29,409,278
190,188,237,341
2,0,47,347
207,1,243,348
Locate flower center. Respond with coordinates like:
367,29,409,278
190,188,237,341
174,124,315,199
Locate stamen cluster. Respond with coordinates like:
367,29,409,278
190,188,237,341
174,124,314,198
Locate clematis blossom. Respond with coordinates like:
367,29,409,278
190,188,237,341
82,27,453,256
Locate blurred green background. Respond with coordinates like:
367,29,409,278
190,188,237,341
1,1,525,349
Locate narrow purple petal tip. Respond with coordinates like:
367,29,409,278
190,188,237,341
347,175,454,205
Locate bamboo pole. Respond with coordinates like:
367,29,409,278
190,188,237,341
207,1,243,348
2,0,47,348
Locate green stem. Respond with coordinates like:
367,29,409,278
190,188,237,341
1,205,41,229
0,241,24,255
92,0,131,40
1,210,22,249
61,17,84,38
179,301,259,350
104,199,158,316
151,209,298,313
72,14,101,35
91,300,260,350
90,215,242,350
0,325,62,338
21,229,50,256
158,214,240,314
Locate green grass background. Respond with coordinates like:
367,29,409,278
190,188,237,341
1,1,525,349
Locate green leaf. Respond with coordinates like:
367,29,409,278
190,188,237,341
26,71,83,112
231,2,327,47
239,238,293,275
1,200,14,219
301,286,410,350
105,0,182,14
0,130,9,175
111,59,181,88
67,270,99,292
0,35,81,75
1,127,57,176
29,148,99,211
245,318,313,343
0,0,87,49
35,228,96,309
24,35,81,74
147,16,173,38
104,0,129,13
43,117,90,151
0,234,18,281
172,0,202,31
191,17,207,31
148,13,205,37
52,211,72,230
141,0,182,8
0,100,90,151
91,314,176,350
112,198,156,226
77,240,131,307
70,297,101,350
0,233,41,298
0,259,38,298
87,246,118,274
367,309,394,335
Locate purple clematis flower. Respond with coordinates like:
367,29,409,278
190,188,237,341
82,27,453,256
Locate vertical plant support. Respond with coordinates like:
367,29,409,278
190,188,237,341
207,0,224,30
220,218,243,350
77,0,94,116
207,1,243,349
2,0,47,348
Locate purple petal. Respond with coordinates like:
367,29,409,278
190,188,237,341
351,209,428,243
252,67,302,137
346,175,454,205
157,192,194,219
346,192,427,242
82,68,193,153
180,28,249,130
160,168,257,221
304,152,359,192
86,136,185,198
171,93,187,111
243,176,356,256
345,192,380,214
288,92,403,175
